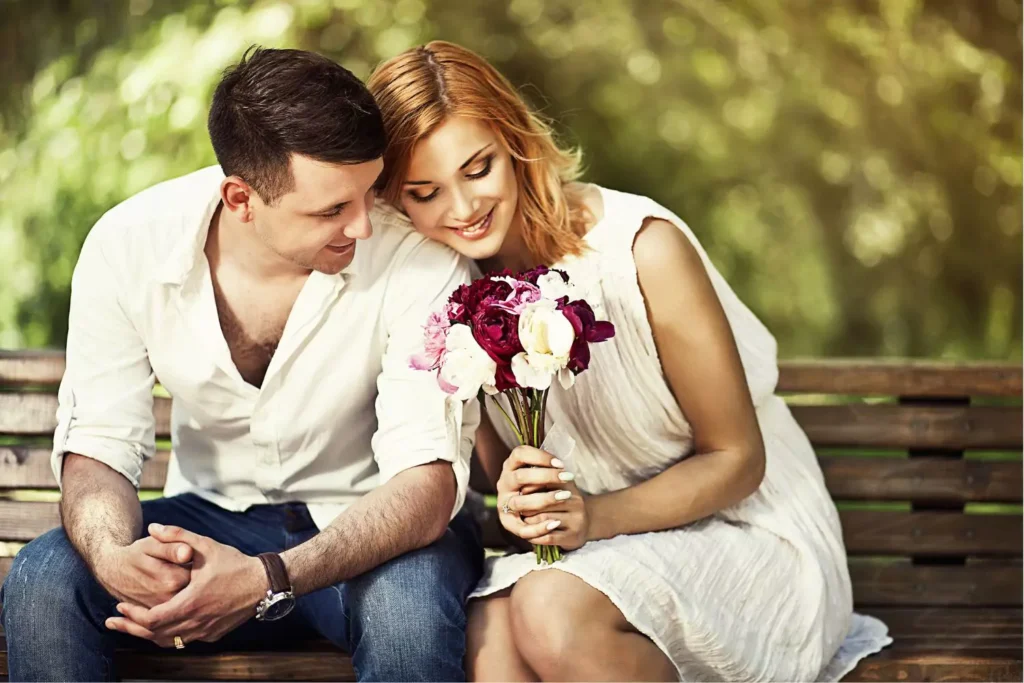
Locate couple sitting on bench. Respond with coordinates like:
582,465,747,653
1,43,890,682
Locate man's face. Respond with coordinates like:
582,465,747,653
250,154,383,275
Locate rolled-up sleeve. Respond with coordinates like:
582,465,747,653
51,220,156,491
371,236,479,520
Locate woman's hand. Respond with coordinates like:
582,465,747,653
496,445,592,551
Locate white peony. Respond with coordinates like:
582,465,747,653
536,272,577,301
512,300,577,390
438,324,498,400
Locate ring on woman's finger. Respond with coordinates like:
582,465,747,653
501,494,517,515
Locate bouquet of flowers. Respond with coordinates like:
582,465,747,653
411,266,615,564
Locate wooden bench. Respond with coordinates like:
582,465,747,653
1,350,1021,681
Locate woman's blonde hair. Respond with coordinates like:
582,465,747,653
368,41,589,265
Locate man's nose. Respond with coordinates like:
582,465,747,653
344,208,373,241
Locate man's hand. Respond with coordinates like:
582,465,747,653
93,535,195,608
104,524,267,648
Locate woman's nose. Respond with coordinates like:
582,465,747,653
448,185,476,223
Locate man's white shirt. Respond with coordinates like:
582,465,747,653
51,165,479,530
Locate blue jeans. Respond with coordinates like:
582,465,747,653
0,493,484,682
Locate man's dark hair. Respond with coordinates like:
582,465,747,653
208,46,386,204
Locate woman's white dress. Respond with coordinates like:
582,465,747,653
468,186,892,681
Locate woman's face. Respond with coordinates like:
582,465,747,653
399,116,519,261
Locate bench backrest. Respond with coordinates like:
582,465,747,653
1,351,1021,608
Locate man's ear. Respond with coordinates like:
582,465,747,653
220,176,257,223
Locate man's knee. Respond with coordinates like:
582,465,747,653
348,539,466,630
1,528,106,633
345,537,475,680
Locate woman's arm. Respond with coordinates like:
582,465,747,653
585,216,766,542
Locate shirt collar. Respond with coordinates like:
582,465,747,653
156,166,225,286
156,165,364,286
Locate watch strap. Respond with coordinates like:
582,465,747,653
257,552,292,594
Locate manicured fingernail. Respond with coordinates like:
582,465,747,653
116,604,124,614
554,490,572,501
558,471,575,482
546,520,562,531
105,618,115,629
177,547,188,561
550,458,565,468
150,523,164,532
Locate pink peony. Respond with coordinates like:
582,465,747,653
409,310,451,371
491,277,542,315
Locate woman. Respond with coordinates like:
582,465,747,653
367,41,890,681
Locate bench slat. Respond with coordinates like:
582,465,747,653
0,447,170,490
5,394,1020,451
116,649,355,682
841,510,1022,556
5,505,1020,560
821,456,1023,503
791,404,1022,450
0,350,65,387
868,607,1023,638
777,360,1023,398
6,354,1021,397
0,649,1017,683
845,654,1022,683
0,394,173,437
5,447,1021,506
1,557,1019,608
849,561,1023,607
0,610,1018,682
0,501,60,541
474,508,1020,559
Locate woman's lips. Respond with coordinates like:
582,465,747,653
450,207,494,241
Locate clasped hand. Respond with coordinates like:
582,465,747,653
100,523,267,648
496,445,591,551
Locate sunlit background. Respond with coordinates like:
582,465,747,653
1,0,1021,360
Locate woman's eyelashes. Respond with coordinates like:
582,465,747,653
466,154,494,179
407,155,495,204
409,187,439,204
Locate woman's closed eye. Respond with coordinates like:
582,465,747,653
466,153,494,180
407,154,496,203
408,187,440,204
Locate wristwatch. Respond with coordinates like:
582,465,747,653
255,552,296,621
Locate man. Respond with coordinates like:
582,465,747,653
0,47,482,682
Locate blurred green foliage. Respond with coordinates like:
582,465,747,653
1,0,1021,359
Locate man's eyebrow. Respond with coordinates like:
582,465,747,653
403,144,493,186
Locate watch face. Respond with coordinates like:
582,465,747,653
261,593,296,621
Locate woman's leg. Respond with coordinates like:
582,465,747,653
466,588,537,682
509,569,677,682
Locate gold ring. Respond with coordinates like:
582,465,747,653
174,636,185,650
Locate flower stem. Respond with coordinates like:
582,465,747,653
489,395,522,443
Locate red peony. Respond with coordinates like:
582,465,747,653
560,299,615,374
470,305,523,392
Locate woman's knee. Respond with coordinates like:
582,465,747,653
508,570,592,675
